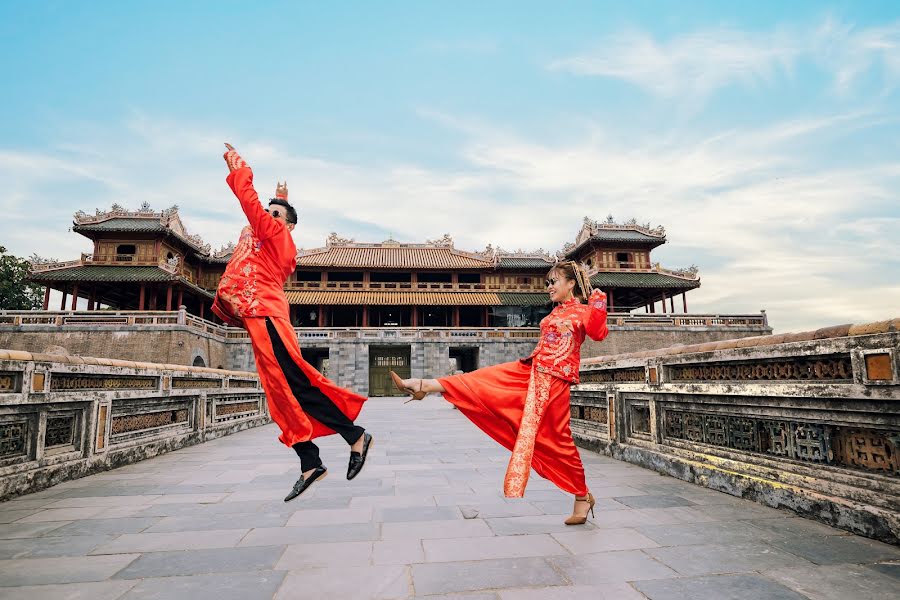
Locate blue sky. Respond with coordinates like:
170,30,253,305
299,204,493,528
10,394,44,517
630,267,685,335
2,1,899,331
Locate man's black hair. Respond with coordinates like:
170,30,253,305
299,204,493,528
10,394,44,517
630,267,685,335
268,198,298,224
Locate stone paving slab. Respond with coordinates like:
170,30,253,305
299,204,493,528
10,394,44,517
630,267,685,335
1,397,899,599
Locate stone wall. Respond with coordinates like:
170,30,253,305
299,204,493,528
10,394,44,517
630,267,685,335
0,328,230,370
0,310,772,396
0,349,267,500
571,318,900,544
582,326,769,358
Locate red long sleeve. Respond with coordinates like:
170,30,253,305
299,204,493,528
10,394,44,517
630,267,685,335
583,289,609,342
226,167,285,241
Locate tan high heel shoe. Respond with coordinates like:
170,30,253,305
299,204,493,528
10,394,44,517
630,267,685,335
564,492,596,525
390,371,426,403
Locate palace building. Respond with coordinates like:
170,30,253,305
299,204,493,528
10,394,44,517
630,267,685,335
29,190,701,327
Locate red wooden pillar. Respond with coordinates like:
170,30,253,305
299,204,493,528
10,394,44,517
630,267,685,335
88,287,96,311
362,305,369,327
682,293,688,313
453,306,460,327
70,284,79,310
608,289,614,312
410,306,416,327
149,287,157,310
199,302,205,320
43,286,51,310
317,305,325,327
482,307,489,327
60,285,67,310
670,295,675,312
661,291,668,314
165,285,173,311
649,298,655,313
138,285,146,311
177,288,184,309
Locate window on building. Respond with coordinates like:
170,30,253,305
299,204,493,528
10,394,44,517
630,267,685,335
328,271,364,282
116,244,136,261
458,273,481,284
296,271,321,282
370,272,411,283
418,272,452,283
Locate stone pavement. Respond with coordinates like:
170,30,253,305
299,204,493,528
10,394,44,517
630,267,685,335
1,399,898,600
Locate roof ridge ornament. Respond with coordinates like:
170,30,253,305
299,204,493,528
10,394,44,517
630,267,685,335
580,215,666,238
425,234,454,247
326,232,355,246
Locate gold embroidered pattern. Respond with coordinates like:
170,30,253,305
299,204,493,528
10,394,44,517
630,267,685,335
503,366,554,497
217,225,262,319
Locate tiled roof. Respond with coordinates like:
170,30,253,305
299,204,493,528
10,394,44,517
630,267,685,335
284,290,549,306
585,230,664,243
29,266,177,282
566,228,666,258
28,266,214,298
73,219,170,233
73,213,210,254
498,256,555,270
591,271,701,290
296,246,495,269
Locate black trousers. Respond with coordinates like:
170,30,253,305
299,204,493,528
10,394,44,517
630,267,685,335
265,318,364,471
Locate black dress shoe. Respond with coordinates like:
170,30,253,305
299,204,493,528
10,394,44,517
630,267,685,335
284,466,327,502
346,432,374,480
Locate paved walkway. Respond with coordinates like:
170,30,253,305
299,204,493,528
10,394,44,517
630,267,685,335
1,399,898,599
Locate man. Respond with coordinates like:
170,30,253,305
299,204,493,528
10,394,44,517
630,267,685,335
213,143,373,501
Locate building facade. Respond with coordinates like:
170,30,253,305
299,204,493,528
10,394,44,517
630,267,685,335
26,194,724,395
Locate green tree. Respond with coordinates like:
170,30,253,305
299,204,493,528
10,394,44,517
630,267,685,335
0,246,43,310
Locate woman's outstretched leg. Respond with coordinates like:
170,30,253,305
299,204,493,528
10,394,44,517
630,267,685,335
389,371,445,400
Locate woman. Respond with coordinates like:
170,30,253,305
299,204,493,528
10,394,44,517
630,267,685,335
391,261,608,524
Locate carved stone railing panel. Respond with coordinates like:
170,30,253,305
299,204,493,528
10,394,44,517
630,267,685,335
45,414,77,449
111,407,190,439
0,419,29,460
214,396,263,423
662,408,898,477
833,429,900,474
668,354,853,383
51,374,158,391
629,404,651,437
0,371,21,393
171,377,221,389
581,368,644,383
228,379,259,389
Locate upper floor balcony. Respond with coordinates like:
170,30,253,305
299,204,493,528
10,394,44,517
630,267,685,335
30,253,200,285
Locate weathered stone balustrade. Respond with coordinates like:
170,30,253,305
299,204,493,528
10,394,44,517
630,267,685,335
572,318,900,544
0,349,267,500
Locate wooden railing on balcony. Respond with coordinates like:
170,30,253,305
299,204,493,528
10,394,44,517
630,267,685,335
0,310,770,342
287,281,543,292
30,253,200,285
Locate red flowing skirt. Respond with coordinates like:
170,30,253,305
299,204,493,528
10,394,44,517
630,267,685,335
245,316,367,448
438,361,588,496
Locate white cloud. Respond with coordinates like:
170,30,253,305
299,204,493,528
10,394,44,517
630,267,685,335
549,17,900,101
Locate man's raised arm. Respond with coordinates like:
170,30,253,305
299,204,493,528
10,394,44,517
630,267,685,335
223,143,283,240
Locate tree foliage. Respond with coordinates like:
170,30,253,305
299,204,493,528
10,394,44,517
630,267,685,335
0,246,43,310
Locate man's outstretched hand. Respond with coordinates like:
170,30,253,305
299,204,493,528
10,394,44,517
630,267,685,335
223,143,248,172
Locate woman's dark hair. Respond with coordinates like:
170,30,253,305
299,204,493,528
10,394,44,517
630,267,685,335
268,198,298,224
547,260,592,302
